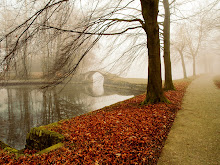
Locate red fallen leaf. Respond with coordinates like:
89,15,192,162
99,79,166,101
0,81,191,164
115,153,121,157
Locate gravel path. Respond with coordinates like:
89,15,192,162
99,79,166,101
158,75,220,165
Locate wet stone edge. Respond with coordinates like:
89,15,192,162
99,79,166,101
0,124,65,156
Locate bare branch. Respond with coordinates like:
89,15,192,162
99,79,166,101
100,18,144,26
42,25,143,36
0,0,69,42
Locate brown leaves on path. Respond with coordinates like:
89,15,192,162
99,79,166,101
0,81,190,165
214,75,220,89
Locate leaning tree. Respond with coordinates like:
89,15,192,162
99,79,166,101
0,0,169,104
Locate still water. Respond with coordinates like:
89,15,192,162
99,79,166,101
0,83,143,150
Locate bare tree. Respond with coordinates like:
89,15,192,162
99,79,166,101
162,0,175,90
0,0,169,104
170,0,219,78
172,24,188,79
185,11,213,76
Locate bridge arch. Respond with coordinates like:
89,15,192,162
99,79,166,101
83,71,105,96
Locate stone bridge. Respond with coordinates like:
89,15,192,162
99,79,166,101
76,71,146,96
82,71,105,85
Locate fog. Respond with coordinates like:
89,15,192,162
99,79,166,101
0,0,219,80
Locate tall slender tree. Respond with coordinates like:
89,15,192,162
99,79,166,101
162,0,175,90
185,16,206,76
22,0,29,80
174,25,187,79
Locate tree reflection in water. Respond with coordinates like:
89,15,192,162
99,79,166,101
0,83,141,149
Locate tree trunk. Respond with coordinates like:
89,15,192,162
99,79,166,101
22,44,29,79
163,0,175,90
5,37,9,78
22,0,29,80
178,50,187,79
204,53,208,73
53,89,61,120
140,0,169,104
193,56,196,76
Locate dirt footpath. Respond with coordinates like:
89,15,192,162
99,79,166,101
158,75,220,165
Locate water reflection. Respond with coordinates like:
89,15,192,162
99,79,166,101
0,83,143,150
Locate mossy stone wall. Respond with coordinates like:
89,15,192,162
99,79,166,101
25,127,64,151
0,140,10,149
0,140,18,154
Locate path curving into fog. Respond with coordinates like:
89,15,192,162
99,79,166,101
158,75,220,165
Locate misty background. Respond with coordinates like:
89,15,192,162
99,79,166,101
0,0,219,80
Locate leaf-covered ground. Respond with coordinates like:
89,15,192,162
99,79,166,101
214,75,220,89
0,81,190,165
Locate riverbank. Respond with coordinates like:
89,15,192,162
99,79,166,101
0,79,192,164
0,79,58,86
